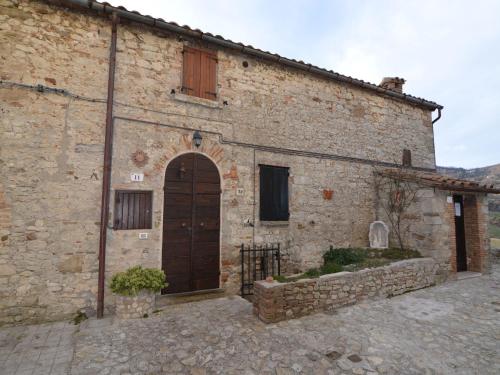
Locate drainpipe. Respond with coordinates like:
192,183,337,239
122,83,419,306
97,13,118,319
432,108,442,124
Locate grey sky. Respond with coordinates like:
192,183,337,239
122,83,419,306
109,0,500,168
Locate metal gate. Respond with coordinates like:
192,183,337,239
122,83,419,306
240,243,281,296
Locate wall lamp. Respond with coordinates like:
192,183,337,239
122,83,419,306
193,130,203,148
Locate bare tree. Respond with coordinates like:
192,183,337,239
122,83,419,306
373,166,418,251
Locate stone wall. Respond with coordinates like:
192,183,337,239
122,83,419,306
1,0,440,324
253,258,440,323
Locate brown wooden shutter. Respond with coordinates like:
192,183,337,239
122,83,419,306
114,190,152,230
200,50,217,100
182,47,201,96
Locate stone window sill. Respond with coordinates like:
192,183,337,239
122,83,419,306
171,92,222,109
259,221,289,227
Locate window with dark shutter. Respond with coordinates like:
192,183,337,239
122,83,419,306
402,149,412,167
114,190,153,230
182,46,217,100
259,165,289,221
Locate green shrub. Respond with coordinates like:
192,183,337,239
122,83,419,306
380,248,421,259
303,268,321,278
73,310,88,325
110,266,167,296
323,247,367,265
320,262,343,274
273,275,287,283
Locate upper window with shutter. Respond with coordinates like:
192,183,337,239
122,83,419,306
182,46,217,100
259,165,290,221
114,190,153,230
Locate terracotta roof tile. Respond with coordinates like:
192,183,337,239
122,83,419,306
380,168,500,194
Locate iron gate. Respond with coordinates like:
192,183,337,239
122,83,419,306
240,243,281,296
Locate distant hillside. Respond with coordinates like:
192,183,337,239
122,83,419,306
438,163,500,246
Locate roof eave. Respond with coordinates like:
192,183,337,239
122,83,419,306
49,0,443,111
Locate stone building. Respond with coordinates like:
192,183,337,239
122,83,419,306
0,0,498,325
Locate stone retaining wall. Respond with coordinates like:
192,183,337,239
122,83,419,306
253,258,439,323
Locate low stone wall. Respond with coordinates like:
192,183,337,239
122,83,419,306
115,291,155,319
253,258,439,323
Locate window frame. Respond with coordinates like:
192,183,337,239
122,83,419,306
259,164,290,222
113,190,153,230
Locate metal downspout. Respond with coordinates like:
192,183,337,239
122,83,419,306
432,108,442,124
97,13,118,319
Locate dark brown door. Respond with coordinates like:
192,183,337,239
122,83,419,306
162,153,220,294
453,195,467,272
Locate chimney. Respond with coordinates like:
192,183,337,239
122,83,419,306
379,77,406,93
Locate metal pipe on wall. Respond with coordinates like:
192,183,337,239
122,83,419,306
97,13,118,319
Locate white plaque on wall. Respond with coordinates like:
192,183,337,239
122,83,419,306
130,173,144,182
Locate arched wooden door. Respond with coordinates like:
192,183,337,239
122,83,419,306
162,153,221,294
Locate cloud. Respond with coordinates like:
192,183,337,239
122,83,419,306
109,0,500,168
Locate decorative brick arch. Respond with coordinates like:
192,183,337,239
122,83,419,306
150,133,225,175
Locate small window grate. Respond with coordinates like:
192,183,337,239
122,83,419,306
114,190,153,230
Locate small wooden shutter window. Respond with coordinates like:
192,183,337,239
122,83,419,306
182,47,217,100
114,190,153,230
259,165,289,221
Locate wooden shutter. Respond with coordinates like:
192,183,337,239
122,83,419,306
182,47,217,100
259,165,289,221
200,50,217,100
114,190,153,230
182,47,200,96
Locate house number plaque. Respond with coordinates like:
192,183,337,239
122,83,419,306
130,173,144,182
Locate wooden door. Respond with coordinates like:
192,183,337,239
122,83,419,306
162,153,220,294
453,195,467,272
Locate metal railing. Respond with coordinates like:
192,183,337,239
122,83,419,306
240,243,281,296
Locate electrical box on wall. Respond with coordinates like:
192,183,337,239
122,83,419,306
139,233,148,240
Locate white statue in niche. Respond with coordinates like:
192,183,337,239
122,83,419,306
369,221,389,249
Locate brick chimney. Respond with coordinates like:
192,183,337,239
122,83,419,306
379,77,406,93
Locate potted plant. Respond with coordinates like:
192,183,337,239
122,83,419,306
110,266,167,319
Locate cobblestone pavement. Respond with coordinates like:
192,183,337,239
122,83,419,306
67,265,500,375
1,266,499,375
0,321,76,375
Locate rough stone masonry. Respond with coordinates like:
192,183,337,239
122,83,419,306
253,258,440,323
0,0,492,325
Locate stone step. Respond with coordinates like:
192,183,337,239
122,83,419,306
456,271,482,280
155,288,227,307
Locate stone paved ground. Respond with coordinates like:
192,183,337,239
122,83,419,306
1,266,499,375
69,266,500,375
0,321,75,375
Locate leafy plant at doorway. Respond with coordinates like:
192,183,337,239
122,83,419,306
110,266,167,296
